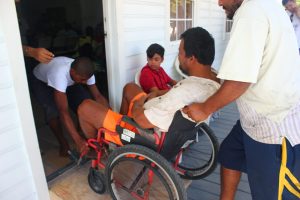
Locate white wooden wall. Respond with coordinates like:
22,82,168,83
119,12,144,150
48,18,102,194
0,1,49,200
108,0,228,109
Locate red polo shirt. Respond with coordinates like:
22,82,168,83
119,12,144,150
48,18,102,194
139,64,172,93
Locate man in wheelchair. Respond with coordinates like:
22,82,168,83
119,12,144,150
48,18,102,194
77,27,220,159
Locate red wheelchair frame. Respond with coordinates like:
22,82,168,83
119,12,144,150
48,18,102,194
81,114,219,200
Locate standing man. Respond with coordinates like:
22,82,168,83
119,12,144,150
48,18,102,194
32,56,108,156
183,0,300,199
282,0,300,53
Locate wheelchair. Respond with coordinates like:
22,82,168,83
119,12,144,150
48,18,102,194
83,110,219,200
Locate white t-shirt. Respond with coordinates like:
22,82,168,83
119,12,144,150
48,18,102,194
33,56,95,93
218,0,300,145
143,76,220,132
218,0,300,122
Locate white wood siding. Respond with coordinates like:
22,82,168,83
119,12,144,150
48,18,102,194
109,0,228,109
0,2,49,200
194,0,227,70
0,26,37,200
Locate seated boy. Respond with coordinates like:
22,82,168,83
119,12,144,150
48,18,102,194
78,27,220,157
139,43,177,98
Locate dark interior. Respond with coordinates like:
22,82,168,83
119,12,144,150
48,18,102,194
16,0,108,180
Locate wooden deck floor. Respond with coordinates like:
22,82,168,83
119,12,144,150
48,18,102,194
49,103,252,200
187,103,252,200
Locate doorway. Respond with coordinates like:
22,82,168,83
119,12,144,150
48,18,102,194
15,0,108,181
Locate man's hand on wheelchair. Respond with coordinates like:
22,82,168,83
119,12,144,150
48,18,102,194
182,103,210,122
75,139,90,157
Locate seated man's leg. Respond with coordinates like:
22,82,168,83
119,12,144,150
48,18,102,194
78,83,145,139
78,99,109,138
120,83,145,115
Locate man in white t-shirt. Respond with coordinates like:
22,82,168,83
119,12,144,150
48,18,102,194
32,56,108,156
77,27,220,157
283,0,300,53
183,0,300,199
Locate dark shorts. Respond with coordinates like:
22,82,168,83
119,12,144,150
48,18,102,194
30,76,92,122
160,111,197,159
218,121,300,200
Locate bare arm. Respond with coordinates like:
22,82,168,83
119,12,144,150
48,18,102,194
183,80,251,122
147,78,177,99
88,84,109,107
22,45,54,63
169,79,177,86
131,95,155,129
53,90,85,147
147,87,169,100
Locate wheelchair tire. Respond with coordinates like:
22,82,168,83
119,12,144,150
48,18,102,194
88,167,106,194
105,144,187,200
175,123,219,180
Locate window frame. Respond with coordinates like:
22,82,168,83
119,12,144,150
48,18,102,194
169,0,194,42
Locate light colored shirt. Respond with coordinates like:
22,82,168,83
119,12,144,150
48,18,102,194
218,0,300,145
237,99,300,146
144,76,220,132
33,56,95,93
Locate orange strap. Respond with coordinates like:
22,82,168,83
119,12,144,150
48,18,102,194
127,92,147,117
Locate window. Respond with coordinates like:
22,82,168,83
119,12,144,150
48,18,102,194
170,0,194,41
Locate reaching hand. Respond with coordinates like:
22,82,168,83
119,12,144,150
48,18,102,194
24,46,54,63
31,48,54,63
182,102,210,122
76,138,89,154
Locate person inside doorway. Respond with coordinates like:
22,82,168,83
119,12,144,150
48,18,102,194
31,56,108,156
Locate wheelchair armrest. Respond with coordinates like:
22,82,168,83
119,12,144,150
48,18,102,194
121,115,153,135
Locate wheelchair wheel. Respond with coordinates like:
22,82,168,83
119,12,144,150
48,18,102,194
105,144,187,200
88,167,106,194
175,123,219,180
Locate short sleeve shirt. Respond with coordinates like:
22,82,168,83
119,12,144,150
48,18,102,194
217,0,300,123
139,64,172,93
143,76,220,132
33,56,95,93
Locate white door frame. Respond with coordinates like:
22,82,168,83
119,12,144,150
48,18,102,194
1,2,49,199
102,0,123,110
